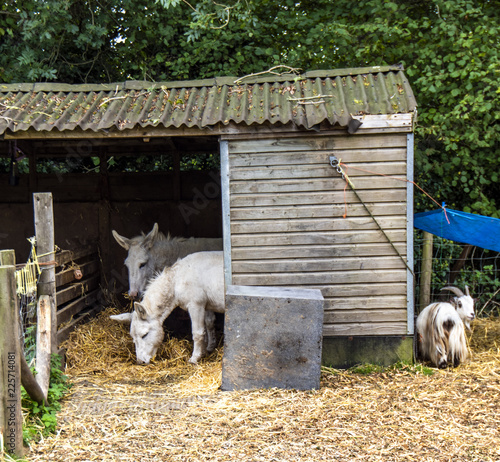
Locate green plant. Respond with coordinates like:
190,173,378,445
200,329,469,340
1,452,29,462
349,361,436,376
22,354,72,445
389,360,435,377
412,363,436,376
322,361,435,377
348,364,385,375
180,152,220,172
22,325,37,366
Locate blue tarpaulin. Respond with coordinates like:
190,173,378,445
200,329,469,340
414,208,500,253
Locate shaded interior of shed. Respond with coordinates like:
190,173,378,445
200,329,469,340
0,135,223,334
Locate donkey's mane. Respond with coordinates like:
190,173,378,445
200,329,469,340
145,231,191,245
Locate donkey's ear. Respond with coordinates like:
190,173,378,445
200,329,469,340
112,230,133,250
134,302,149,320
142,223,159,249
110,313,133,324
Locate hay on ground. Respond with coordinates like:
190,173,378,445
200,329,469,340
26,308,500,462
61,307,223,394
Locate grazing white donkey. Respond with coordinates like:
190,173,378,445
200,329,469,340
110,251,224,365
112,223,222,298
416,286,475,368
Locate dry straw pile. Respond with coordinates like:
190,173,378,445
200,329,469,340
28,308,500,462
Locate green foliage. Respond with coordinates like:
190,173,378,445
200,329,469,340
2,452,29,462
322,361,435,377
35,156,101,174
180,152,219,171
0,156,29,174
291,0,499,218
347,361,436,376
23,325,37,366
388,361,435,376
107,155,174,173
1,0,498,217
407,3,500,219
413,364,435,376
0,0,280,83
348,363,385,375
346,362,435,375
22,354,72,445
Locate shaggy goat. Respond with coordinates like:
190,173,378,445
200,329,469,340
416,286,475,368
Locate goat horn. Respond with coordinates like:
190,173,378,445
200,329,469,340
441,286,464,297
464,285,470,296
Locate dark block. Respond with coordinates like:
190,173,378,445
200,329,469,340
221,285,324,391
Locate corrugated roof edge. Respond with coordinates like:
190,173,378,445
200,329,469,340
0,65,404,93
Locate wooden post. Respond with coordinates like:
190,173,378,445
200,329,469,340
34,193,58,354
35,295,51,399
419,231,433,313
0,257,24,457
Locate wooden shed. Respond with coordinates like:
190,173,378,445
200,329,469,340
0,66,417,366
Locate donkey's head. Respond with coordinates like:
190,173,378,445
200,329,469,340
112,223,160,299
110,299,164,365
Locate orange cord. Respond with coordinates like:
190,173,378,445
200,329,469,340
338,162,450,223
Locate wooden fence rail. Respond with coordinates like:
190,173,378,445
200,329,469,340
55,244,101,350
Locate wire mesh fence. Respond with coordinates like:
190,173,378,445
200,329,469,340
15,238,42,367
414,230,500,317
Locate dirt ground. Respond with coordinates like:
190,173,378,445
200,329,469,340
26,311,500,462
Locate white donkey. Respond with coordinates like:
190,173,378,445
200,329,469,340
112,223,222,299
110,251,224,365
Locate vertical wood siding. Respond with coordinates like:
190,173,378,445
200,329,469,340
227,133,410,337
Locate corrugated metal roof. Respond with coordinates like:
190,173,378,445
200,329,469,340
0,66,416,135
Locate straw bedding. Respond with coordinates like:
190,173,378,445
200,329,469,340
27,308,500,461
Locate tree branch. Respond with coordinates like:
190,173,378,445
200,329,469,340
234,66,302,84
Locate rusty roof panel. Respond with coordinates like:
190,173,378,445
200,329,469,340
0,66,416,135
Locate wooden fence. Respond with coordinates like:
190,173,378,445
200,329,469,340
0,193,101,457
55,244,101,350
